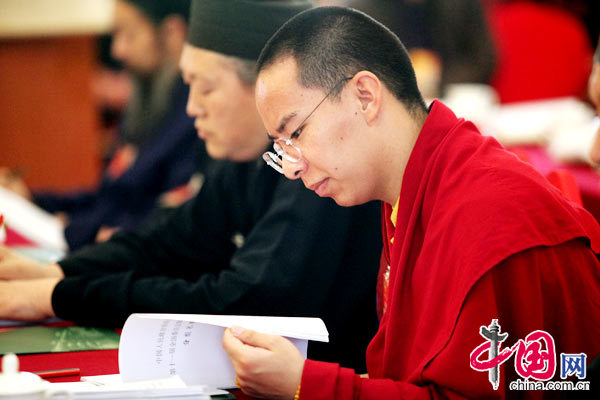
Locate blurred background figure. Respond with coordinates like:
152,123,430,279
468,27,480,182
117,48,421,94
487,0,594,103
341,0,496,99
0,0,209,250
313,0,600,222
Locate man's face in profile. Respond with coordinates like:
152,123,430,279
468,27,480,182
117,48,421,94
110,0,162,76
256,57,381,207
180,44,268,162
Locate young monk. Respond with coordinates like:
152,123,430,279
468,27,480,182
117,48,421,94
223,7,600,399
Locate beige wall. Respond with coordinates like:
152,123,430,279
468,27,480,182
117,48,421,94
0,0,114,38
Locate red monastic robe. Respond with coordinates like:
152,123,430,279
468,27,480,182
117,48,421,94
299,101,600,399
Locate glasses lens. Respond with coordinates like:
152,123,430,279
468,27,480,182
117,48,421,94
274,140,301,163
262,151,284,173
273,142,285,156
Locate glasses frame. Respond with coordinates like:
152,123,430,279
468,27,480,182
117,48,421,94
263,76,353,174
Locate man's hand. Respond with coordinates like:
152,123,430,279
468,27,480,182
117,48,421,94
96,226,119,243
223,327,305,400
0,278,59,320
0,245,64,280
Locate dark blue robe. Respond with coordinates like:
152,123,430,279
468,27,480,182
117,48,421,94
35,78,202,250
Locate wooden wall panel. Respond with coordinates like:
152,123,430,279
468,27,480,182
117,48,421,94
0,36,101,192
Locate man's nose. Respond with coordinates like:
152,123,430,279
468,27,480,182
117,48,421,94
186,92,207,118
282,158,307,180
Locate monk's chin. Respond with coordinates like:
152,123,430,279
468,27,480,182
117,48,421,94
205,142,229,160
331,193,357,208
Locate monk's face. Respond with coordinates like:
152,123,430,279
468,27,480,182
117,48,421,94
256,57,381,207
111,0,162,75
179,44,268,161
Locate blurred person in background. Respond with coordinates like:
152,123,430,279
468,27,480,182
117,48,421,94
91,34,133,163
487,0,594,103
0,0,209,250
343,0,496,98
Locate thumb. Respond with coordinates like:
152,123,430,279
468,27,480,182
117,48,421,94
230,326,277,350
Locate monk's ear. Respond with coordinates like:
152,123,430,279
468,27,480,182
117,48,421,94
352,71,382,125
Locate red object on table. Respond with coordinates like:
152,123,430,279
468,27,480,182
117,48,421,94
4,226,35,246
34,367,81,379
18,350,119,383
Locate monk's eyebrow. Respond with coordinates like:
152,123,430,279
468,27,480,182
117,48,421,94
276,112,298,134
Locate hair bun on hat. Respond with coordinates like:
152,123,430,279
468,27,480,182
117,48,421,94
187,0,312,61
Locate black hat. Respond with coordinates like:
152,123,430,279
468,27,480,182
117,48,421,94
122,0,191,24
187,0,312,61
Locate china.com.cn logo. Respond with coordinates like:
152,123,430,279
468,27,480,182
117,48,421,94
469,319,589,391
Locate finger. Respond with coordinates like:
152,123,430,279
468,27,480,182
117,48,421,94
222,328,247,361
235,376,261,398
223,329,262,384
230,326,279,350
240,386,263,399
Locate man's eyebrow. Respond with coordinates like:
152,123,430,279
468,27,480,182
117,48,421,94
276,112,298,134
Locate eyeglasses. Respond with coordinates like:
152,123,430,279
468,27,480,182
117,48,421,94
263,76,352,174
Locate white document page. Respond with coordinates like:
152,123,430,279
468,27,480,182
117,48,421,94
139,313,329,342
0,186,67,251
119,314,328,388
46,374,226,399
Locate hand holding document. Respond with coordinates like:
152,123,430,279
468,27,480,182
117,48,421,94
0,314,327,398
118,314,329,388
